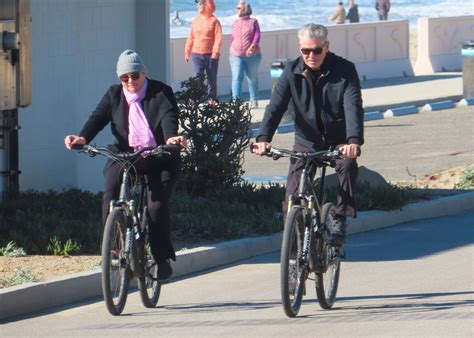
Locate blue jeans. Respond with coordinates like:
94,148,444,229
229,53,262,102
191,53,219,99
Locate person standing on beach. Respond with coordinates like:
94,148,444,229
346,0,360,23
185,0,222,104
229,1,262,109
252,23,364,248
328,2,346,24
375,0,390,21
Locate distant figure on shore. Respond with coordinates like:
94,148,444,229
229,1,262,109
184,0,222,104
171,10,184,26
328,2,346,24
375,0,390,21
346,0,360,23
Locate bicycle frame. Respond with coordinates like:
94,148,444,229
285,162,325,275
255,144,344,315
74,143,179,315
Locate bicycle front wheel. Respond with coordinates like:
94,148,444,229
101,207,131,316
280,206,306,317
138,217,161,308
315,203,341,309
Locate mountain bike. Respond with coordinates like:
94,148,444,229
252,145,343,317
73,144,180,316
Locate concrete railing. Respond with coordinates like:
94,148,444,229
170,20,412,96
414,15,474,75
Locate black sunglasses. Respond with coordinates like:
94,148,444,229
300,47,325,55
119,72,141,82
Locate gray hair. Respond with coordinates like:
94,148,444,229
297,23,328,42
238,1,253,17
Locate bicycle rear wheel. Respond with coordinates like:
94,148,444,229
138,216,161,308
101,207,131,315
315,203,341,309
280,206,307,317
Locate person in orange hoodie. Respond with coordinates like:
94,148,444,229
185,0,222,103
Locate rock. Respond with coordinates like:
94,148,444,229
324,166,390,188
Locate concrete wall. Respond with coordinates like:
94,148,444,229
17,0,168,193
170,20,413,96
415,15,474,75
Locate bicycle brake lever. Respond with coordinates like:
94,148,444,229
86,149,98,157
272,153,281,160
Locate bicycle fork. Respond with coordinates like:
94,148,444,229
301,197,315,271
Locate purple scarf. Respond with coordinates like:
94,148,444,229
122,79,157,152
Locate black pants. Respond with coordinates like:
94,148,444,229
283,143,358,219
102,156,180,261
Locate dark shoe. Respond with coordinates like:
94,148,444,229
329,217,347,247
157,259,173,283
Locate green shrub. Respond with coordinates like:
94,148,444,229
0,268,37,288
0,182,416,254
0,241,26,257
457,164,474,189
323,181,414,212
0,189,102,254
47,236,81,256
175,74,252,197
172,182,286,241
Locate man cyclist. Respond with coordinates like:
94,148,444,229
252,23,364,248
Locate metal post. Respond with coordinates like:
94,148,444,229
0,0,31,198
1,109,20,196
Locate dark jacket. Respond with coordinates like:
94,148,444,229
257,52,364,148
376,0,390,15
346,5,360,23
80,79,179,151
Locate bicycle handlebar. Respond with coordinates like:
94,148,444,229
72,144,181,161
249,142,342,162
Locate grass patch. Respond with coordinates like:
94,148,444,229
1,181,417,254
0,189,102,255
0,268,38,288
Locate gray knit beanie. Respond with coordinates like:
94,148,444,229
116,49,147,77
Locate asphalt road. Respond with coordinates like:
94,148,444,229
243,105,474,183
2,210,473,336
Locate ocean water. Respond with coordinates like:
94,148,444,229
170,0,473,38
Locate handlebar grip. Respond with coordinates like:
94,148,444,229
71,144,85,150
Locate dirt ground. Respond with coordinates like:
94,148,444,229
0,165,471,288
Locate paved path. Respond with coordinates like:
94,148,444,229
243,105,474,183
2,211,473,336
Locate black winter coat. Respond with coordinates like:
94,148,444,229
80,79,179,151
257,52,364,148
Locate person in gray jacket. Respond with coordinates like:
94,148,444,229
252,23,364,247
